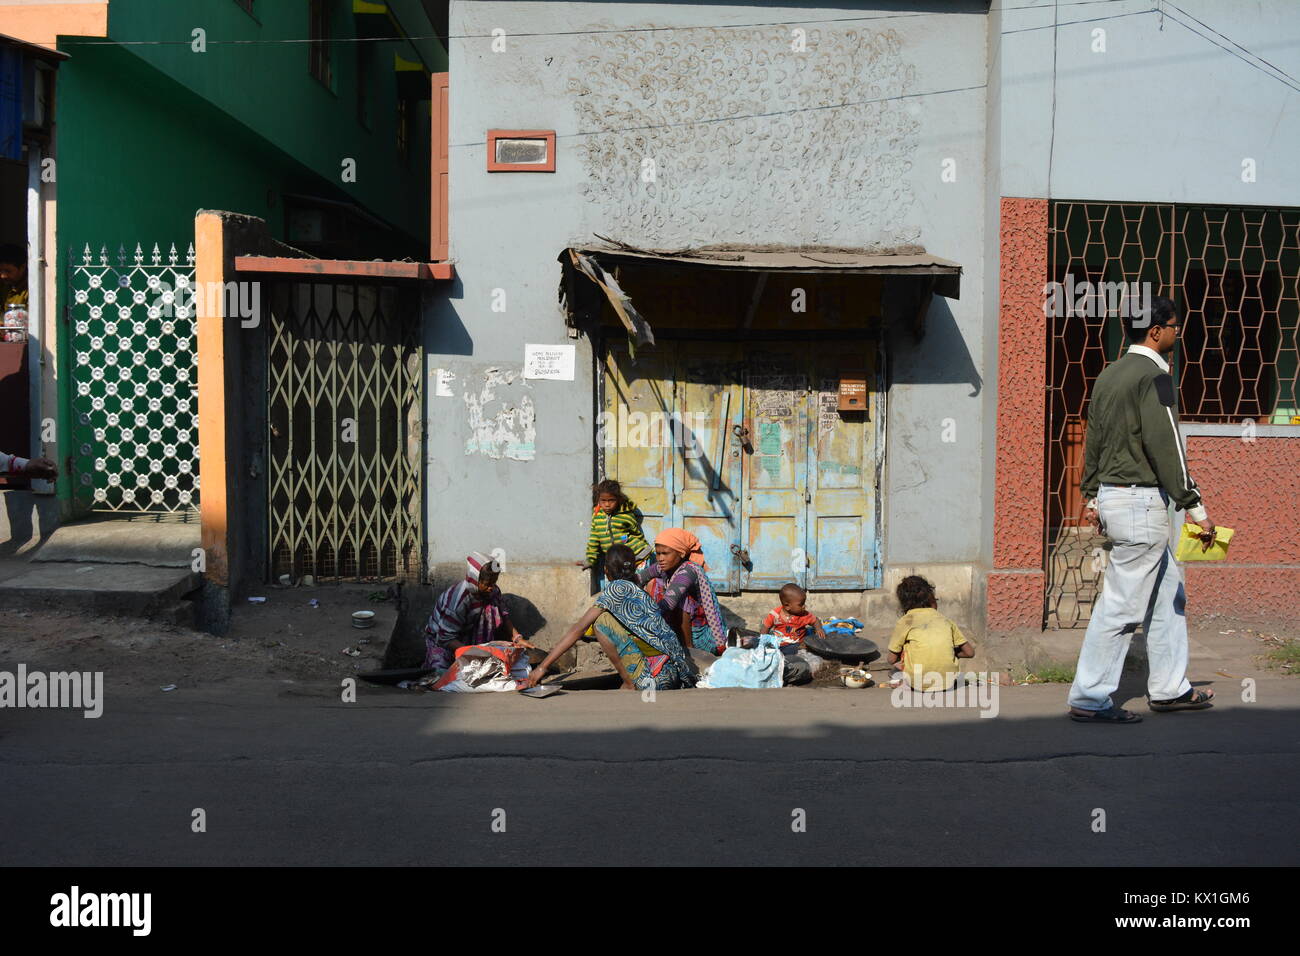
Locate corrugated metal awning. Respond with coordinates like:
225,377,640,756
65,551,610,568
570,245,962,300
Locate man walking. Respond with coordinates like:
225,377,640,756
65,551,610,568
1068,296,1216,723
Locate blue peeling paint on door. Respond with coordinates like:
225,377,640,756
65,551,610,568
601,339,882,592
673,342,744,592
806,344,884,589
740,355,809,589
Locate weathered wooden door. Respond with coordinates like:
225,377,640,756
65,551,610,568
674,342,744,592
600,342,675,546
806,344,883,589
740,350,810,590
601,339,882,592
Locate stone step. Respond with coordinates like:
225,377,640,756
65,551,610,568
30,512,200,568
0,562,201,618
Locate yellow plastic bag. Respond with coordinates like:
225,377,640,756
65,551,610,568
1175,524,1234,562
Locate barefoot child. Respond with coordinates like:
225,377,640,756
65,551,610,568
886,575,975,692
760,583,828,647
576,479,651,589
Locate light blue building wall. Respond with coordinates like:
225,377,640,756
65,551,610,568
428,1,991,623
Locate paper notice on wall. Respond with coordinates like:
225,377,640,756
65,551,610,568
434,368,456,397
523,344,576,381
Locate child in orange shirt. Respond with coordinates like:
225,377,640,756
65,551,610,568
759,583,827,685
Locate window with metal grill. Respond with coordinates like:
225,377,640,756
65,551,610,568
1043,201,1300,629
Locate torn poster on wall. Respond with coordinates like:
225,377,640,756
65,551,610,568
523,344,576,381
464,367,536,461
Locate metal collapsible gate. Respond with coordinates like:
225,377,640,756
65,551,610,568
1045,202,1300,628
265,280,424,583
69,243,200,513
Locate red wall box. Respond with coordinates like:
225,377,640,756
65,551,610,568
486,129,556,172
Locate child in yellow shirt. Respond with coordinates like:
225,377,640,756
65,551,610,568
887,575,975,692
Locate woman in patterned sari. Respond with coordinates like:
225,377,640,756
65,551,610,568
637,528,727,655
524,545,694,690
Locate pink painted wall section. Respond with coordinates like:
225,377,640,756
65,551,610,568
1184,567,1300,622
1180,435,1300,621
1186,436,1300,563
987,197,1049,630
986,571,1045,630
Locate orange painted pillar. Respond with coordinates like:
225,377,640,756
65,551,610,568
195,211,230,590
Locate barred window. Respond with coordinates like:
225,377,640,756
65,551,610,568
1044,202,1300,629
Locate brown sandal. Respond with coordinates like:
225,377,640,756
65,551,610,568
1069,706,1143,724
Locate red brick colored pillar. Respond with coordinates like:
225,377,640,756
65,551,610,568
987,197,1049,630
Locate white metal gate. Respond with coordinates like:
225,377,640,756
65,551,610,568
69,243,200,513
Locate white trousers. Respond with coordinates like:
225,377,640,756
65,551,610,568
1068,484,1192,711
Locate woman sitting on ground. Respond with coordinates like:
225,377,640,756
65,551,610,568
423,551,534,670
638,529,727,655
524,544,694,690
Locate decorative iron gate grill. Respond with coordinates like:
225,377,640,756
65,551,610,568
265,280,423,583
69,243,199,513
1045,202,1300,628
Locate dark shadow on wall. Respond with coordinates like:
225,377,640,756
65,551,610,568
882,278,983,397
423,275,473,357
382,580,549,669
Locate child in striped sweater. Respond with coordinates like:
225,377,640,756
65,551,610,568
576,479,651,589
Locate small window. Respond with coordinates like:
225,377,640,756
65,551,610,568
486,130,556,172
309,0,332,88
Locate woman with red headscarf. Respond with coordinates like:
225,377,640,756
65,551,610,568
637,529,727,654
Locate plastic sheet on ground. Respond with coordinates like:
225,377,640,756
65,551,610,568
431,642,529,693
697,634,785,689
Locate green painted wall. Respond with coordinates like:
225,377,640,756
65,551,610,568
60,0,439,244
52,0,443,512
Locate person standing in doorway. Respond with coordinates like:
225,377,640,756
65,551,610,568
1068,296,1217,724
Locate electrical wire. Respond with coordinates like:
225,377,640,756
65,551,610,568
449,82,989,148
1160,1,1300,94
56,0,1139,47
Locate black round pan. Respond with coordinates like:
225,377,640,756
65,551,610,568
803,633,881,663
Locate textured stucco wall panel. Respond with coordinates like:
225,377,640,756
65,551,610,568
985,570,1044,631
993,197,1048,569
1184,567,1300,622
1186,436,1300,564
567,24,921,247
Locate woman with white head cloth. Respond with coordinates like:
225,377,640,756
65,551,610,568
422,551,533,670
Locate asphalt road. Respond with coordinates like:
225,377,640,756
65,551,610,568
2,671,1297,867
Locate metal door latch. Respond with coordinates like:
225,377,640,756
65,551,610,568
730,544,752,566
732,424,753,453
